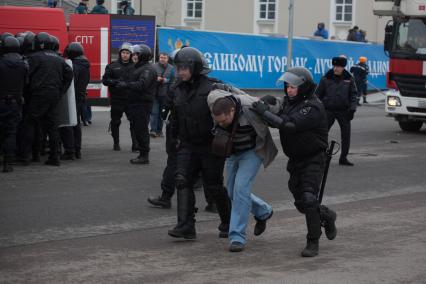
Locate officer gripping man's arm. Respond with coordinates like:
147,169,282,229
251,67,337,258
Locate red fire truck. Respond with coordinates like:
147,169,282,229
374,0,426,131
0,6,156,105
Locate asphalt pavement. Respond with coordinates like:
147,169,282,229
1,94,426,284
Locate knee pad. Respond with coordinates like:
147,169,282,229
175,173,187,190
294,191,318,214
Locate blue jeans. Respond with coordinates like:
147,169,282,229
149,96,165,134
226,149,273,245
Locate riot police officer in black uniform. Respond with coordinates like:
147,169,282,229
21,32,73,166
167,47,231,239
0,36,28,172
61,42,90,159
116,44,157,164
251,67,337,257
102,42,135,151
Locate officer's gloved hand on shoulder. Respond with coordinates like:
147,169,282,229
347,110,355,121
251,100,269,115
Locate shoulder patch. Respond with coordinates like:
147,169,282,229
300,106,311,115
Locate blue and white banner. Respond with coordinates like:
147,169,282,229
158,28,389,89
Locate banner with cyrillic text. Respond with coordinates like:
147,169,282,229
158,28,389,89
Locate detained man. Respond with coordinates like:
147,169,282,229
207,88,277,252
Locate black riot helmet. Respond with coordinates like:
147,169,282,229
64,42,84,59
34,32,51,50
49,35,60,52
0,32,13,43
96,0,105,5
22,31,36,53
278,67,316,97
2,36,20,54
16,35,25,54
132,44,152,62
0,32,14,54
173,47,206,77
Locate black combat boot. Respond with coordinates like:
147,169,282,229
44,159,60,166
339,158,354,166
320,205,337,240
60,152,75,160
363,95,368,104
301,206,322,257
3,160,13,173
147,192,172,209
113,143,121,151
130,152,149,164
301,237,319,257
168,187,196,239
75,150,82,159
218,222,229,238
212,186,231,238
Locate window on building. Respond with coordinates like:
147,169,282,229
186,0,203,19
335,0,352,22
113,0,134,14
259,0,276,20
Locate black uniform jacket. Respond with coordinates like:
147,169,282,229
170,75,219,153
0,52,28,103
71,56,90,102
126,61,157,105
27,50,73,97
102,59,134,104
278,94,328,160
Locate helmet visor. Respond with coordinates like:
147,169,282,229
278,72,305,87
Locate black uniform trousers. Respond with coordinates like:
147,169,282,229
287,152,326,240
110,102,137,147
175,147,230,228
326,110,351,160
21,93,61,161
161,123,215,206
0,100,20,161
127,103,151,154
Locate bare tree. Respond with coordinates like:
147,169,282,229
158,0,173,26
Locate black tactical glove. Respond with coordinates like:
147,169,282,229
251,101,270,115
116,81,128,89
347,110,355,121
260,95,277,105
109,79,119,87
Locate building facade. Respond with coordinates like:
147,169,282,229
86,0,388,43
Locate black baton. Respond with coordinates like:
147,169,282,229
318,140,336,204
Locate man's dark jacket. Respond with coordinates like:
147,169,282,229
315,69,358,112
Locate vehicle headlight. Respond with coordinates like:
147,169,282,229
387,96,401,107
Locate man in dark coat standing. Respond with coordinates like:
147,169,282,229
316,56,358,166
